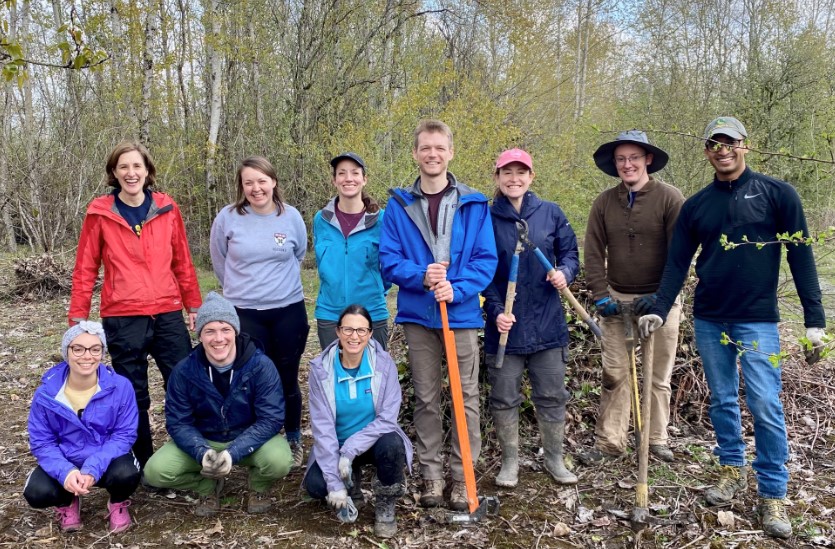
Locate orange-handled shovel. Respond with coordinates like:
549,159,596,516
439,300,479,513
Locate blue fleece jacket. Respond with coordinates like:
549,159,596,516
313,199,389,322
379,175,497,329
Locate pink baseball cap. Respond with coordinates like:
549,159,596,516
495,148,533,170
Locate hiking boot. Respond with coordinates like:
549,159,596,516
419,479,445,508
373,478,405,538
289,439,304,470
705,465,749,505
493,408,519,488
195,478,224,517
449,481,469,512
650,444,675,462
758,498,792,539
349,467,365,510
247,491,272,514
55,496,82,532
577,446,621,466
107,499,132,533
539,418,578,484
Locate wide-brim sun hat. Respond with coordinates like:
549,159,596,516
593,130,669,177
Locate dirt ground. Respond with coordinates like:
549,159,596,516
0,289,833,548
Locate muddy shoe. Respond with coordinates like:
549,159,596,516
289,439,304,470
705,465,748,505
419,479,445,508
448,481,468,512
576,447,620,466
247,491,272,514
650,444,674,462
195,478,224,517
758,498,792,539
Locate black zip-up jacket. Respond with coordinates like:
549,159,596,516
652,167,825,327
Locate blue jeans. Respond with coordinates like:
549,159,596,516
694,319,788,499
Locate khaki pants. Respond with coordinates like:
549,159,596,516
402,323,481,483
595,289,681,454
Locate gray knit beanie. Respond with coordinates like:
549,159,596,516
196,292,241,335
61,321,108,361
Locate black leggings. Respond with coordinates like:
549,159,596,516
236,300,309,436
23,453,141,508
304,432,406,498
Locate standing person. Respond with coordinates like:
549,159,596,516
313,153,390,350
581,130,684,464
482,148,580,488
304,305,412,538
69,140,201,469
143,293,292,515
379,119,497,511
24,322,140,533
640,117,828,538
210,156,310,469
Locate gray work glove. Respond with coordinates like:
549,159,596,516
638,314,664,340
805,327,827,365
338,456,352,484
326,488,348,510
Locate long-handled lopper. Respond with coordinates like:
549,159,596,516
439,299,500,522
515,220,603,342
494,229,524,369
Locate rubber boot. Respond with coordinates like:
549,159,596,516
538,417,578,484
373,478,405,538
492,408,519,488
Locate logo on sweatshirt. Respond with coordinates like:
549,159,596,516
274,233,286,246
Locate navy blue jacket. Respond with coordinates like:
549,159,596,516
653,167,825,327
483,192,580,354
165,333,285,464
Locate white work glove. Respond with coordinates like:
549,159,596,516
338,456,352,483
638,314,664,340
326,489,348,510
805,327,827,365
202,449,233,479
200,449,219,478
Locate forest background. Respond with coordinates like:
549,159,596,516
2,0,835,258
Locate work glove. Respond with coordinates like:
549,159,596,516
200,449,219,478
638,314,664,339
338,456,352,484
326,489,349,510
632,294,657,316
595,296,621,318
202,449,233,479
804,327,827,365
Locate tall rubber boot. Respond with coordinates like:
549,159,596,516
373,478,405,538
538,416,578,484
492,408,519,488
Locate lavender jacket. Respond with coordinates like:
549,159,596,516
304,339,413,494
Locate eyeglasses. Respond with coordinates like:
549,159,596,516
69,344,104,357
706,140,742,152
338,326,371,337
614,154,646,166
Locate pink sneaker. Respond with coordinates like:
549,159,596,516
55,496,82,532
107,500,132,533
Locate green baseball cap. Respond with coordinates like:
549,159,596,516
704,117,747,140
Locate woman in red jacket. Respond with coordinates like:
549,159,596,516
69,140,202,469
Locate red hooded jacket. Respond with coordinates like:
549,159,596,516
69,192,202,323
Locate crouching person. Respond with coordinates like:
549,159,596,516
143,292,292,515
303,305,413,538
24,322,140,534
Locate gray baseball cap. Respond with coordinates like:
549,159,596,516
704,117,747,140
